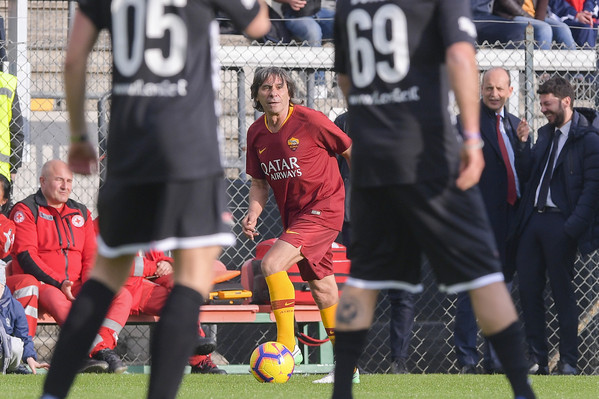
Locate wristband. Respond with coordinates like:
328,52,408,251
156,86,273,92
70,134,89,143
463,131,481,140
463,140,484,150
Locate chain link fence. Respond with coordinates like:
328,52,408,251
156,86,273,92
3,2,599,374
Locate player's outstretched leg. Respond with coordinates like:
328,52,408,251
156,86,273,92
470,282,536,399
147,284,203,399
41,280,116,399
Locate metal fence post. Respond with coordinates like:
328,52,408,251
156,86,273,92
237,67,247,180
97,92,110,187
524,23,536,139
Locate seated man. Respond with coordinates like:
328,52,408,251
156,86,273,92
518,0,577,49
471,0,528,47
472,0,576,49
550,0,598,47
9,160,132,373
274,0,333,97
124,250,226,374
275,0,333,45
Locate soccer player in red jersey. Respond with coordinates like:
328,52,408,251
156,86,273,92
242,67,352,382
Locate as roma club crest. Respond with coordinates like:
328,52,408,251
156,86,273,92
287,137,299,151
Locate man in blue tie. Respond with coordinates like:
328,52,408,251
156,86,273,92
512,76,599,375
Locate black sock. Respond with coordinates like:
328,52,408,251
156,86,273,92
148,284,203,399
486,322,536,399
43,279,115,398
332,329,368,399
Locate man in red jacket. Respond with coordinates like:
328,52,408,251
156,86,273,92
124,250,226,374
9,160,132,373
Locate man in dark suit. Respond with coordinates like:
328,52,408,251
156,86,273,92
513,76,599,375
455,67,532,374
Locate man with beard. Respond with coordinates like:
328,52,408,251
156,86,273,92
511,76,599,375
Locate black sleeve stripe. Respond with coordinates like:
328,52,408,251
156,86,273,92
16,251,62,289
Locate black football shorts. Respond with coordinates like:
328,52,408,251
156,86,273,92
347,178,504,294
96,174,235,257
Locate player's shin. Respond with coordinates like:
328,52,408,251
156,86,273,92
42,279,115,399
486,322,536,399
266,271,296,351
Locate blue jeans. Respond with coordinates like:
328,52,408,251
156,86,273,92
283,8,334,86
283,8,334,45
473,15,526,48
513,16,576,49
544,16,577,49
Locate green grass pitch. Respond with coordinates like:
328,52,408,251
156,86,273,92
1,373,598,398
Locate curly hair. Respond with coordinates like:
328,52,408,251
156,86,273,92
537,76,575,109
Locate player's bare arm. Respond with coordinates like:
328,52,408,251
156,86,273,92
337,74,351,100
64,9,99,176
244,0,272,39
242,178,269,240
341,144,352,167
447,41,484,190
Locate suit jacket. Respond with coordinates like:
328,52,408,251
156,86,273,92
459,102,532,280
511,108,599,255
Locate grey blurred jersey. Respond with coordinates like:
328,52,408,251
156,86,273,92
334,0,477,187
78,0,260,183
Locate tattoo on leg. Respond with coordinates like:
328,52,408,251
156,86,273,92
337,298,359,323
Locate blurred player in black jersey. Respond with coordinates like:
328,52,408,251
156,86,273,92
333,1,535,398
40,2,269,399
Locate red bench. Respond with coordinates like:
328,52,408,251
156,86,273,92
36,304,322,325
36,304,332,373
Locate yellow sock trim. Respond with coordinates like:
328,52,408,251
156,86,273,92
319,303,337,346
265,271,296,351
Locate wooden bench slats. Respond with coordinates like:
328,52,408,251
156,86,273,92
37,304,322,325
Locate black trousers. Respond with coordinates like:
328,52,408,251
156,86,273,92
388,289,415,361
516,211,579,367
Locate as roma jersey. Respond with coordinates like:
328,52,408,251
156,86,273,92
246,105,352,230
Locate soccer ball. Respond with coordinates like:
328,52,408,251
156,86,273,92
249,341,295,383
